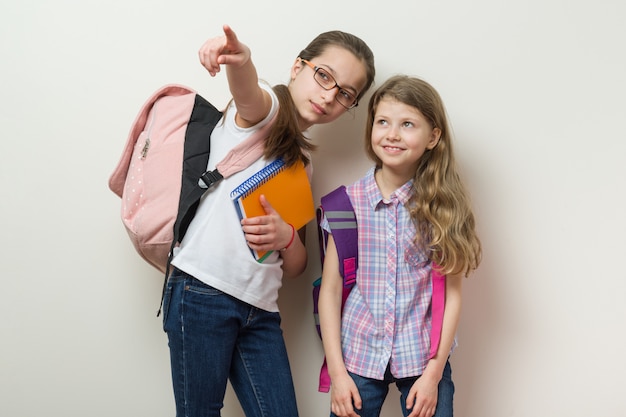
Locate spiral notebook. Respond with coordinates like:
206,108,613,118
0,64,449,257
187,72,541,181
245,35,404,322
231,158,315,262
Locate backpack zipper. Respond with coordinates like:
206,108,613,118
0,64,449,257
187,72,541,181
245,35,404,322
141,101,159,159
140,138,151,159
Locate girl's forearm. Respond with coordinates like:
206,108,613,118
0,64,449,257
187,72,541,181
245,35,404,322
226,57,270,125
318,237,348,377
280,232,307,278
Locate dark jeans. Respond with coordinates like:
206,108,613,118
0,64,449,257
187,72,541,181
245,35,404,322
331,361,454,417
163,268,299,417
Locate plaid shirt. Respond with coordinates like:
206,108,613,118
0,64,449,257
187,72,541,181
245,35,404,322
326,168,435,380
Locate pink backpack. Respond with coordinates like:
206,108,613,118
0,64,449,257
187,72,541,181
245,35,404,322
109,84,272,274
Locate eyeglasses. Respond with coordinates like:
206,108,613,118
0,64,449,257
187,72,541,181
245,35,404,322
301,59,358,109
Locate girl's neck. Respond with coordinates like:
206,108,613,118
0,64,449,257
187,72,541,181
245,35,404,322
374,166,413,200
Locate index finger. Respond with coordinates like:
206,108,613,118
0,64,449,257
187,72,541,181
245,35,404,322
222,24,239,46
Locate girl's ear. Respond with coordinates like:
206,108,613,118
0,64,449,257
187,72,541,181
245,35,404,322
290,58,304,81
427,127,442,150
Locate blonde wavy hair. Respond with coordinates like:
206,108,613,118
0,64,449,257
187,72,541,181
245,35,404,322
365,75,482,276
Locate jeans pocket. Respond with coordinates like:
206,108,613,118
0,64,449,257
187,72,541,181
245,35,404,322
184,278,223,296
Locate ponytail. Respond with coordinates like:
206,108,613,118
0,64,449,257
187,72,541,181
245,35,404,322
263,84,314,167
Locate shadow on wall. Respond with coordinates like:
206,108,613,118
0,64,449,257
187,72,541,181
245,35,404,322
310,104,373,199
449,146,517,414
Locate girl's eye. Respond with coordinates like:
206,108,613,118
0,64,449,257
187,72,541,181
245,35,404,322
339,89,353,100
317,70,331,82
403,121,414,128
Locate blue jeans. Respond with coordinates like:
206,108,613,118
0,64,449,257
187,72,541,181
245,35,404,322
331,361,454,417
162,268,299,417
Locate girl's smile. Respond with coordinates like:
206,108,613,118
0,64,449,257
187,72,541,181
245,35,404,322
382,144,406,153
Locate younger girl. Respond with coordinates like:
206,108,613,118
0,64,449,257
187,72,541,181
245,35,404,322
162,25,375,417
318,75,481,417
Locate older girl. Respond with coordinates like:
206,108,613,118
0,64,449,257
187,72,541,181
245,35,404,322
162,25,375,417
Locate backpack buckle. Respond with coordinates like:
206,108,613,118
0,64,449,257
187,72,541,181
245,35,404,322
198,169,224,189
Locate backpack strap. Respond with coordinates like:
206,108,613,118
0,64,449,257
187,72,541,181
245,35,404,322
320,185,358,288
198,111,278,188
316,185,357,393
158,93,223,317
429,263,446,359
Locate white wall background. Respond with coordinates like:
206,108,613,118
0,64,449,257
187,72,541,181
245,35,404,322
1,0,625,416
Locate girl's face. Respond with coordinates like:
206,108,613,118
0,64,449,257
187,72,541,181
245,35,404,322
371,97,441,177
289,45,368,130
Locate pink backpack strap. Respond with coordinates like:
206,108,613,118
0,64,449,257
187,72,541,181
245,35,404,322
198,112,278,188
318,358,331,393
217,112,276,176
428,263,446,358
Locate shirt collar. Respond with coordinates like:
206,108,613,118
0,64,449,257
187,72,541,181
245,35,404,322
364,167,414,209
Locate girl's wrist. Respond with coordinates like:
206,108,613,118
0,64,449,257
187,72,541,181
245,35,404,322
423,358,446,381
280,223,295,251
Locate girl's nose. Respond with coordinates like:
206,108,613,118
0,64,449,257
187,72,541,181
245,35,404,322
321,87,339,104
387,125,401,140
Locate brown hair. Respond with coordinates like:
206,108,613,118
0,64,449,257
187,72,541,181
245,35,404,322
263,31,376,167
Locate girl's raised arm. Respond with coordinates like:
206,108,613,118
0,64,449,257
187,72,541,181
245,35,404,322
198,24,271,127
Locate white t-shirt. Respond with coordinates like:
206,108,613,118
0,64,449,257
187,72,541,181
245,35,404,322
171,84,285,312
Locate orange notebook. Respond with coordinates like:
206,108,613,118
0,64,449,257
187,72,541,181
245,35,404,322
231,158,315,262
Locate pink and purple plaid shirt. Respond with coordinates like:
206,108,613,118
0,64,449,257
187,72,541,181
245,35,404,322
323,168,436,380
